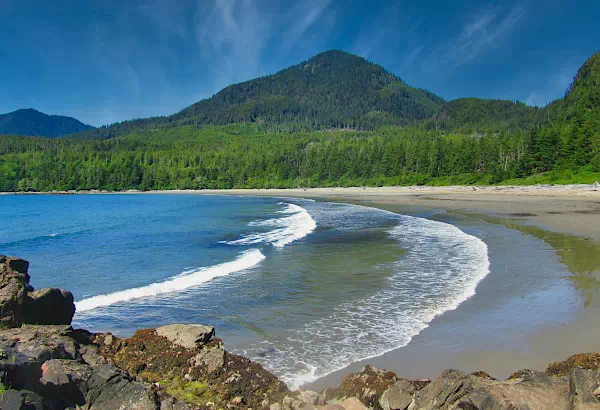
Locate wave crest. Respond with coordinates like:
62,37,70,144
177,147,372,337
76,249,265,312
223,203,316,248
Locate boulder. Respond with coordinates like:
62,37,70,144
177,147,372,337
326,366,398,410
24,288,75,325
546,353,600,377
379,379,419,410
0,255,33,328
568,368,600,409
411,368,570,409
84,364,158,410
156,324,215,349
0,389,45,410
0,256,75,327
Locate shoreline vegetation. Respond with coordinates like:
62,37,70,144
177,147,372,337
1,255,600,409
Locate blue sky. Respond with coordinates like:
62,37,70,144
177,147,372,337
1,0,598,126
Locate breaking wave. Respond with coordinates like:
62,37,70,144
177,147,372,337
76,249,266,312
222,203,316,248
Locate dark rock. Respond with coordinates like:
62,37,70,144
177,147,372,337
39,359,91,405
0,389,45,410
24,288,75,325
0,256,33,328
84,364,158,410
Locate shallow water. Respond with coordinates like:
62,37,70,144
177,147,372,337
0,194,494,388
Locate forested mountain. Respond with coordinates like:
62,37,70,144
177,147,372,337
1,50,598,192
0,109,93,138
424,98,545,133
68,50,445,139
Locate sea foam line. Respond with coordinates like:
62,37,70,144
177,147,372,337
239,205,490,389
75,249,265,312
223,203,316,248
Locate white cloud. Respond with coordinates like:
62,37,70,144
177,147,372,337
424,3,525,71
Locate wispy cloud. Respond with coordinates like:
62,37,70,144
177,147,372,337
423,3,525,72
282,0,333,51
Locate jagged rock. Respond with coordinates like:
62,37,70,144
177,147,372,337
156,324,215,350
379,379,420,410
85,364,158,410
470,371,497,380
326,366,397,410
24,287,75,325
189,343,226,373
546,353,600,376
341,397,368,410
0,389,45,410
0,256,32,328
411,369,570,409
296,389,320,406
0,256,75,328
568,368,600,409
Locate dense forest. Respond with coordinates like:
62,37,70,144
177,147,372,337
0,50,598,191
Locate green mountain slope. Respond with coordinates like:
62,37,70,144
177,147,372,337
0,109,94,138
68,50,444,140
426,98,543,132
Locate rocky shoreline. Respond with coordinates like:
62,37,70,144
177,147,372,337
1,255,599,409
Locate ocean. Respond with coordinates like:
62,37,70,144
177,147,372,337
0,194,489,388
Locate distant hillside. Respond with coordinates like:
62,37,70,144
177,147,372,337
0,109,94,138
69,50,445,140
426,98,544,133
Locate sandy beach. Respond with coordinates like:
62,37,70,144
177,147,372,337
153,185,600,387
4,184,600,388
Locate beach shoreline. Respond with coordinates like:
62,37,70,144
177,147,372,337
3,184,600,239
3,185,600,390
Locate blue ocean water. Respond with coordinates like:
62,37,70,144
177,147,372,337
0,194,489,388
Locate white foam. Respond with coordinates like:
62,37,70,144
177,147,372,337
223,203,316,248
240,207,490,389
75,249,266,312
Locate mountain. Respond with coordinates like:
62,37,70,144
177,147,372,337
68,50,445,140
0,109,94,138
427,98,543,133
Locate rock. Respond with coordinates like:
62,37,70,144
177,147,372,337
470,371,497,380
156,324,215,349
24,287,75,325
40,359,92,405
326,366,397,410
0,255,33,328
189,344,225,373
412,368,570,409
296,390,320,406
546,353,600,377
379,380,418,410
0,389,45,410
84,364,158,410
568,367,600,409
342,397,368,410
270,403,283,410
